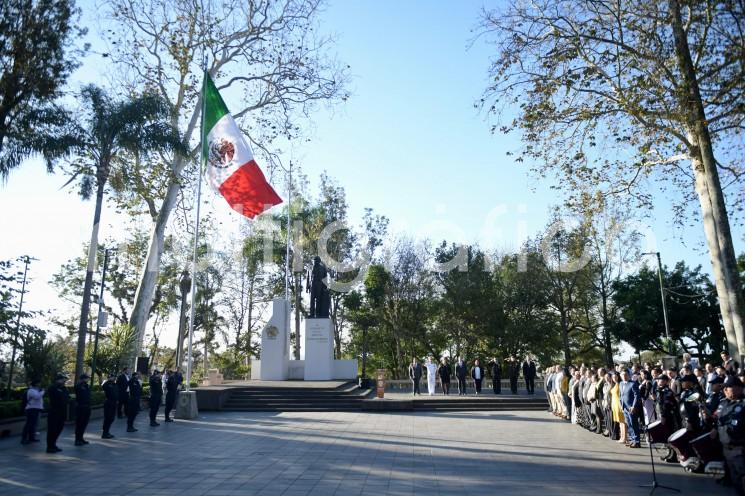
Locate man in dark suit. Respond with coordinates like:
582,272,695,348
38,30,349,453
74,373,91,446
101,371,118,438
126,372,142,432
149,370,163,427
619,370,641,448
455,357,468,396
509,357,519,394
471,359,485,395
116,367,130,418
164,368,179,422
522,356,537,394
46,373,69,453
489,358,502,394
408,358,422,395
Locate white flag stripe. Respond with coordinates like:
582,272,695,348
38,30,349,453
205,113,255,190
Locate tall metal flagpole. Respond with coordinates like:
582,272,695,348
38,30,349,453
186,57,208,392
285,161,291,300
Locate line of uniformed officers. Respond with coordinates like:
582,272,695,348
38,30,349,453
20,367,183,453
408,356,538,395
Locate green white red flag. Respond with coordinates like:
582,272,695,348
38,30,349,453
201,72,282,218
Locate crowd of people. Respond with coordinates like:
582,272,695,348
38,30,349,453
18,367,184,454
407,355,538,395
545,351,745,493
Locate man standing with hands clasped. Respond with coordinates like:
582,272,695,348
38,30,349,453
164,368,179,422
46,373,69,453
619,370,641,448
74,373,92,446
101,371,118,439
116,367,130,418
456,357,468,396
409,358,423,396
149,370,163,426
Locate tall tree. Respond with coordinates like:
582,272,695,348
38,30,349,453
0,0,86,177
104,0,350,350
480,0,745,355
62,86,182,380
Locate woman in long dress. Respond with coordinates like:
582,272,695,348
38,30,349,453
425,357,438,395
610,373,626,443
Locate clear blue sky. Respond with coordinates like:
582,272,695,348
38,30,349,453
0,0,741,339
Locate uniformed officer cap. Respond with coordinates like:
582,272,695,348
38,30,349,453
657,374,670,381
680,374,697,383
709,375,725,385
724,376,744,388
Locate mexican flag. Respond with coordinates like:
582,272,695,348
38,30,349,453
201,72,282,218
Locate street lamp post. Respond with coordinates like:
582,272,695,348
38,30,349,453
642,251,673,355
359,325,369,389
5,256,30,400
91,248,111,381
176,270,191,369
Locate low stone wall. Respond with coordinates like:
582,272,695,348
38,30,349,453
384,379,545,392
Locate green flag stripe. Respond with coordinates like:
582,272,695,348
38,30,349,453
201,71,230,159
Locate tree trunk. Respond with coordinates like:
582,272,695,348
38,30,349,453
670,0,745,356
129,173,181,354
75,179,106,380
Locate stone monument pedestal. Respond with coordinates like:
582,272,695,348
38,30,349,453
175,390,198,419
259,298,290,380
304,318,334,380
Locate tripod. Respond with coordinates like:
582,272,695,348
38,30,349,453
639,426,679,495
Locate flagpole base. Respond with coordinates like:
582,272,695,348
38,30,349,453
175,390,199,419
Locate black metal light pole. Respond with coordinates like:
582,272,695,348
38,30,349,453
6,256,30,399
359,325,369,389
642,251,673,355
91,248,110,382
176,270,191,369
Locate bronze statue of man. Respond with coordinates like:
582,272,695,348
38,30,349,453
309,256,330,318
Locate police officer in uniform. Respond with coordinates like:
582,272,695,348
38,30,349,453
164,369,178,422
46,373,70,453
705,375,726,428
508,357,519,394
679,374,703,433
489,357,502,394
116,367,130,418
74,373,91,446
126,372,142,432
655,374,681,432
149,370,163,426
713,375,745,493
101,371,118,438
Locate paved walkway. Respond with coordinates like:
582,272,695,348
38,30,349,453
0,410,730,495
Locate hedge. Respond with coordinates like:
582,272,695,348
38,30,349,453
0,401,24,420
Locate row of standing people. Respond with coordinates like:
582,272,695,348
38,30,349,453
408,356,538,395
545,352,745,493
19,367,183,453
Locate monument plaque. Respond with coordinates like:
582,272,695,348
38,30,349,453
376,369,386,398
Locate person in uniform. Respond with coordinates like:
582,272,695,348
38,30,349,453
46,373,70,453
116,367,130,418
508,357,519,394
655,374,681,432
522,356,537,394
456,357,468,396
424,357,438,396
149,369,163,426
489,357,501,395
101,371,118,438
74,373,91,446
722,351,740,376
126,372,142,432
713,375,745,493
679,374,704,433
471,359,485,395
164,368,179,422
408,358,422,396
437,358,451,396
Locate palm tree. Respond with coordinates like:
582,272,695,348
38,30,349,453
65,85,183,381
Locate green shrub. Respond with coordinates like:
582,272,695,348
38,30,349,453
0,400,23,420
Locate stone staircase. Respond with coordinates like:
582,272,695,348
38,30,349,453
221,381,369,412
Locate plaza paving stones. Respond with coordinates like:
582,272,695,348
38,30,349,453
0,410,731,495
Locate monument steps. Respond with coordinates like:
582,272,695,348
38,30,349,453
219,381,371,411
